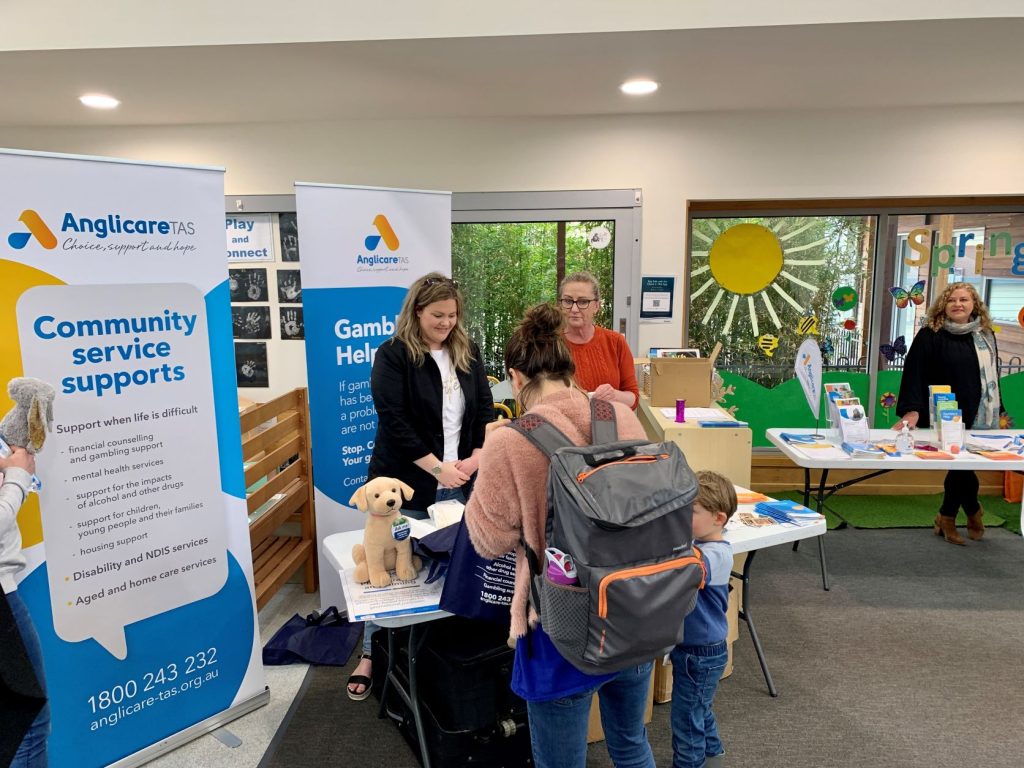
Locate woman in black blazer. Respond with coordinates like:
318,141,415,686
348,271,493,700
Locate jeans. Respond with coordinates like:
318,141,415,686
527,661,655,768
940,470,980,518
361,485,468,655
670,642,728,768
9,590,50,768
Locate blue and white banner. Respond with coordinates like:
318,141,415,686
294,183,451,607
0,149,265,767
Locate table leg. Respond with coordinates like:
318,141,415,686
407,625,432,768
793,468,812,552
733,550,777,697
817,534,830,592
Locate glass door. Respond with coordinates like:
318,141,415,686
452,190,641,376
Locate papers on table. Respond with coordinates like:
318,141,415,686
340,565,445,622
659,406,748,426
788,442,850,461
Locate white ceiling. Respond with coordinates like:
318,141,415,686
1,18,1022,128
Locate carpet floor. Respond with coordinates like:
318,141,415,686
262,526,1024,768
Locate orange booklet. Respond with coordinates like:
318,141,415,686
736,491,770,504
978,451,1024,461
914,450,954,460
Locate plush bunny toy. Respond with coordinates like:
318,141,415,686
0,378,56,454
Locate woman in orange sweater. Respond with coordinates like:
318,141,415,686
559,271,639,410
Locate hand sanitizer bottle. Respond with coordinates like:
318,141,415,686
895,421,913,455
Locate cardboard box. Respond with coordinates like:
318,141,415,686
586,666,655,743
644,343,721,408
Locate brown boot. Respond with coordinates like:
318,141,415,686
966,507,985,541
936,514,965,545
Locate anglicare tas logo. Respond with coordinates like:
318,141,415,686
364,214,400,252
8,210,57,250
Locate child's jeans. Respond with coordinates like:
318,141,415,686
670,641,728,768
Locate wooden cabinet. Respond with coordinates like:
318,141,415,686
637,396,752,487
240,388,317,610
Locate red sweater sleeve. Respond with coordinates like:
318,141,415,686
569,327,639,409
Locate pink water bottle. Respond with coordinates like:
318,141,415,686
545,548,578,586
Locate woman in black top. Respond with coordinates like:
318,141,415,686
895,282,1001,545
347,272,493,700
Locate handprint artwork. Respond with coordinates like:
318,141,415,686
229,268,268,302
277,270,302,303
234,342,269,387
279,307,304,340
232,306,271,339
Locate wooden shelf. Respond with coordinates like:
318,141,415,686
240,388,317,611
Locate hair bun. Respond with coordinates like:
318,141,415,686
519,303,564,342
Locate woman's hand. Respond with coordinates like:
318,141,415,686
0,446,35,475
454,455,479,477
438,462,471,488
893,411,919,430
591,384,620,402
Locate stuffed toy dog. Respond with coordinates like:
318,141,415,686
0,378,55,454
349,477,422,588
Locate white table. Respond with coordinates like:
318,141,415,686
725,492,827,697
765,427,1024,590
323,501,827,715
323,521,447,768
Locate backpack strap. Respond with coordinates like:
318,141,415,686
508,412,574,458
589,398,619,445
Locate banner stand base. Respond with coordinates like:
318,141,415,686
106,687,270,768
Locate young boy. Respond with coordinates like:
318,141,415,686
670,470,737,768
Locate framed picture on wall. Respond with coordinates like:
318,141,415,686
277,269,302,303
279,212,300,262
232,305,272,339
229,268,269,302
235,342,269,388
279,307,304,340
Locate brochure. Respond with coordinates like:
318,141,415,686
340,565,445,621
939,409,964,452
837,405,870,444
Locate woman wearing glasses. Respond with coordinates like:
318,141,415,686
347,272,493,701
559,271,639,410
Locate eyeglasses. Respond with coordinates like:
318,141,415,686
559,298,596,310
423,277,459,289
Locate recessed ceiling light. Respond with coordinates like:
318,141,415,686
620,79,659,96
79,93,120,109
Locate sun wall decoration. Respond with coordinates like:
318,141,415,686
691,221,827,340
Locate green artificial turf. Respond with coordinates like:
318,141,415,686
772,491,1021,535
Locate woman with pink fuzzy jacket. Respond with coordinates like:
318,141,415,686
464,302,655,768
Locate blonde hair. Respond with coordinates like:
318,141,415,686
559,271,601,302
924,281,993,332
392,272,474,371
695,470,738,521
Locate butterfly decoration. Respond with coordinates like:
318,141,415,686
796,315,819,335
890,280,926,309
756,334,779,357
879,336,907,362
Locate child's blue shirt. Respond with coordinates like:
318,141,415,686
682,539,732,646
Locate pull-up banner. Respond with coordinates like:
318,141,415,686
294,183,450,606
0,149,265,767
